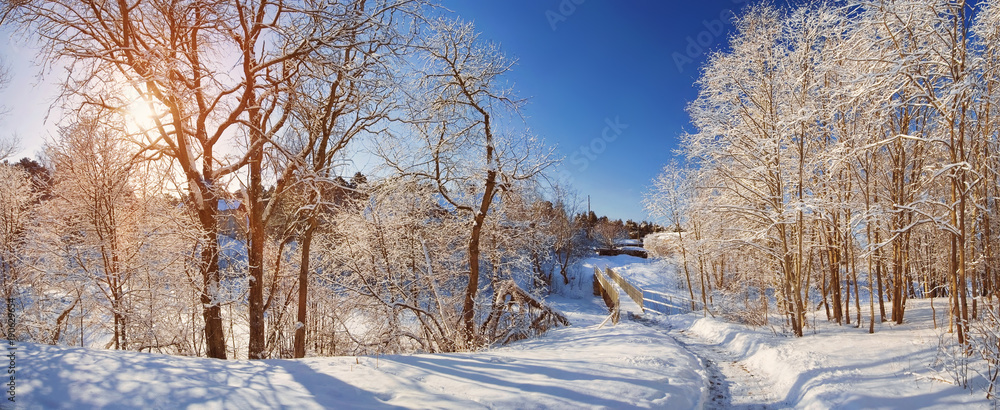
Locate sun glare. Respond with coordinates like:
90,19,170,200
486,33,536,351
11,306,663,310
125,97,163,134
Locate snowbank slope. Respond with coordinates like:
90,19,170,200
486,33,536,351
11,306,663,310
16,294,705,409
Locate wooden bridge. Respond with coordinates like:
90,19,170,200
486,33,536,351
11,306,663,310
592,267,703,324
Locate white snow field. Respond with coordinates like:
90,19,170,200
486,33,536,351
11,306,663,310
11,255,997,409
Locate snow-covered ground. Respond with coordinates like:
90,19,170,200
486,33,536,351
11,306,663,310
10,255,997,409
596,255,995,409
14,256,705,409
669,302,991,409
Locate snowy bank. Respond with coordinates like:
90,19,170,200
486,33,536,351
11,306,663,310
583,254,994,408
15,295,706,409
665,299,994,409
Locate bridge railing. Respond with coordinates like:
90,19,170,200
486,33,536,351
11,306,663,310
594,266,704,318
642,289,702,315
592,267,620,324
605,268,643,311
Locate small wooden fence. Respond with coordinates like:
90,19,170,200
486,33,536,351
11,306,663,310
592,266,704,322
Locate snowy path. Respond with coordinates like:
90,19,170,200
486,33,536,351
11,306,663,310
622,309,780,409
669,325,779,409
607,257,781,408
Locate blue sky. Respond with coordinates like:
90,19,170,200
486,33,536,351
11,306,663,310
439,0,754,222
0,1,757,223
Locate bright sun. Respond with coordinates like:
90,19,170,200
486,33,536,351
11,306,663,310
125,97,162,134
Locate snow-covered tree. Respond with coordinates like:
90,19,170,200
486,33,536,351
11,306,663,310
0,162,37,340
2,0,429,360
360,18,562,349
653,0,1000,348
645,161,703,311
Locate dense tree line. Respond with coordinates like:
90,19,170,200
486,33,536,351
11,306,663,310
574,211,666,242
0,0,577,359
646,0,1000,396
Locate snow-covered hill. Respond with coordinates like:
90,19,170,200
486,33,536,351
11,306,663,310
9,255,996,409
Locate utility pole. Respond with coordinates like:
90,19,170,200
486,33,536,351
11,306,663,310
587,195,592,239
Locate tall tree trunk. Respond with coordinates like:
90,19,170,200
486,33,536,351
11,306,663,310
294,213,318,358
892,240,904,324
845,266,851,326
197,195,227,359
247,93,266,359
829,230,843,324
461,111,498,347
463,215,486,345
851,243,862,327
678,237,697,311
820,252,830,321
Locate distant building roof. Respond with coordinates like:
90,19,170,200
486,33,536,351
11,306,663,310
218,199,242,212
614,238,643,247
